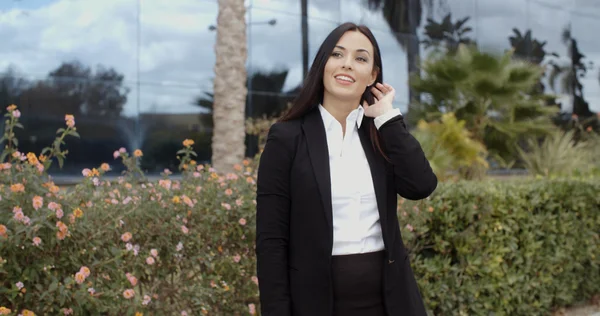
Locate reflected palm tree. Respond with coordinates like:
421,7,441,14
365,0,445,108
365,0,423,106
421,13,473,54
548,25,594,117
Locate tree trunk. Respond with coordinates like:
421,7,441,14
212,0,247,173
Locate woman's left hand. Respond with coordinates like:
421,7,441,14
363,82,395,118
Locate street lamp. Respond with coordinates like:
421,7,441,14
208,19,276,31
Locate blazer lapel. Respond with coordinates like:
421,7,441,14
301,108,334,236
358,119,388,238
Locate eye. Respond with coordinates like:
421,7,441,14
331,51,342,58
356,56,368,62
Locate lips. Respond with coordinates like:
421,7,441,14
334,74,355,83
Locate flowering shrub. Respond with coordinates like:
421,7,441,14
0,105,598,315
0,105,259,315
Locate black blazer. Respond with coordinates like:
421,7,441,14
255,106,437,316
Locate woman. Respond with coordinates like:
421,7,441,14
255,22,437,316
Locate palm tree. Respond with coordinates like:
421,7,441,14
410,44,558,162
212,0,248,173
547,24,594,117
421,13,474,54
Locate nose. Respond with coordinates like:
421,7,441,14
341,56,353,70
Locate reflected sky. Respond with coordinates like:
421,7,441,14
1,0,600,117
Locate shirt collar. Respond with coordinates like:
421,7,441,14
318,104,364,130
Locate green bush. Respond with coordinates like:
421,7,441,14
1,105,598,315
400,178,600,315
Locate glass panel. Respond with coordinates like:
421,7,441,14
528,0,572,102
252,0,301,17
417,0,477,56
340,0,404,34
308,0,340,22
249,7,303,95
571,9,600,113
139,0,217,86
1,0,138,82
472,0,527,52
13,77,135,175
138,84,211,174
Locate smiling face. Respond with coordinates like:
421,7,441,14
322,30,378,105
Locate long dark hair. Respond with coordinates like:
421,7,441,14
279,22,388,159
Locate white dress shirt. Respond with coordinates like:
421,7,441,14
318,104,401,256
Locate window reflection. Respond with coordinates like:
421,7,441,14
138,84,210,173
249,7,303,94
571,11,600,113
472,0,518,51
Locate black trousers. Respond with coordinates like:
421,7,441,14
331,250,387,316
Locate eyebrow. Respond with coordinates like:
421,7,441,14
335,45,371,56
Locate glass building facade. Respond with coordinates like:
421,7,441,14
1,0,598,175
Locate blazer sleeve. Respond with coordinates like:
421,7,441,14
255,122,294,315
377,114,438,200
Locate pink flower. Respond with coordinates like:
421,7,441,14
221,203,231,211
249,303,256,315
121,232,132,242
12,109,21,118
150,249,158,258
123,289,135,299
406,224,414,232
233,254,241,263
193,172,201,178
122,196,132,205
142,295,151,305
119,147,127,153
251,276,259,285
236,199,243,206
82,168,91,177
181,225,189,234
113,150,120,159
239,218,247,226
56,208,64,219
126,273,138,286
32,237,42,246
146,257,155,265
16,281,24,289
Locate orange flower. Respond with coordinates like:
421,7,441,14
49,185,60,194
100,163,110,171
38,154,47,162
233,164,242,171
26,152,39,165
6,104,16,112
182,139,194,147
21,309,34,316
172,196,181,204
73,208,83,218
123,289,135,299
75,272,86,284
225,188,233,196
0,307,11,314
0,225,7,238
32,196,43,210
10,183,25,193
133,149,143,157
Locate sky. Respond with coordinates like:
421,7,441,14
1,0,600,117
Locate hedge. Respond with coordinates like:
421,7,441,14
0,106,599,315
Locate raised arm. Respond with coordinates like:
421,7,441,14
255,122,294,315
376,113,438,200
